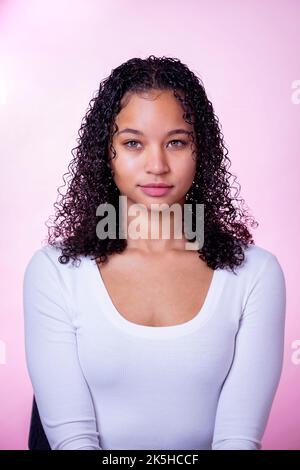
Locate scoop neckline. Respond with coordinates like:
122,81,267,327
89,256,222,339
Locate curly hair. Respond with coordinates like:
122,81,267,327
44,54,259,274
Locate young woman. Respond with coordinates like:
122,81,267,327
23,55,286,450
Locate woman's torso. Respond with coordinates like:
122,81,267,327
27,243,275,450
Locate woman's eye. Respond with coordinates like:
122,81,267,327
123,140,140,148
169,139,187,148
123,139,187,149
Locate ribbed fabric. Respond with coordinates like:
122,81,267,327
23,243,286,450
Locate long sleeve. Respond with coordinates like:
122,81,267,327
211,253,286,450
23,248,102,450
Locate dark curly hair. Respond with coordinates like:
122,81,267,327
44,54,259,274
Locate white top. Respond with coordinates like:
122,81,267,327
23,243,286,450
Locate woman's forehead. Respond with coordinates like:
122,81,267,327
116,90,191,129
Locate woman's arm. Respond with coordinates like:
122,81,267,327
211,253,286,450
23,248,102,450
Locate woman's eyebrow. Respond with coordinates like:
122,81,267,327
117,128,191,137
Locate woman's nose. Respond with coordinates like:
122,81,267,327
144,147,170,174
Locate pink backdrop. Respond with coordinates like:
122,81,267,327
0,0,299,450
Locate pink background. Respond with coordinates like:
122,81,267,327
0,0,299,450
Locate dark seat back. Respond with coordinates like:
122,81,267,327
28,396,51,450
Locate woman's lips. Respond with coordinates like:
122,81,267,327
139,186,173,197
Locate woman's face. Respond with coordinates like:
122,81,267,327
109,88,196,209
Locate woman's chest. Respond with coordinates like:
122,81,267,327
96,253,215,327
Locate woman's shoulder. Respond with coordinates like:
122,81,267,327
241,243,284,274
234,243,286,296
23,243,90,283
24,243,65,272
